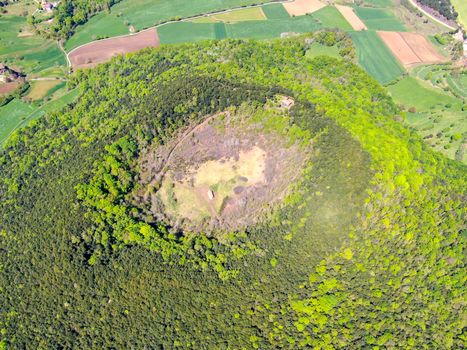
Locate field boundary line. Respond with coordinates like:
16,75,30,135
65,0,295,60
398,32,423,63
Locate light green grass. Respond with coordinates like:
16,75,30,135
226,16,322,39
64,13,129,51
66,0,272,51
158,22,225,44
262,4,290,20
1,89,80,147
451,0,467,28
351,30,404,84
26,80,62,101
211,7,266,22
0,16,66,74
354,7,406,31
306,42,341,59
312,6,353,31
388,76,463,111
0,99,34,145
362,0,394,7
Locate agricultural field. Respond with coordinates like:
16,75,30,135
0,16,66,74
0,88,80,146
335,5,367,31
25,80,63,101
413,64,467,99
354,7,406,31
283,0,326,16
360,0,394,7
261,3,290,20
158,22,226,44
311,6,353,31
65,0,273,51
0,98,34,145
192,7,266,23
351,30,405,84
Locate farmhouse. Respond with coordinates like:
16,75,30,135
280,96,295,109
41,1,57,12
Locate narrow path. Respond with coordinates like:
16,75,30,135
407,0,457,31
65,0,295,64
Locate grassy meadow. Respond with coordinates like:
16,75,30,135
261,4,290,20
450,0,467,28
0,16,66,74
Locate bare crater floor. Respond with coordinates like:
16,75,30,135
137,104,311,232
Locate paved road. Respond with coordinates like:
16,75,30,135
407,0,457,31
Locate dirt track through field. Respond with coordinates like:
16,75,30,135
377,31,447,67
69,28,160,69
283,0,325,16
335,5,367,31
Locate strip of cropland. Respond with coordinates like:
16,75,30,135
69,29,160,69
283,0,326,16
335,5,367,31
65,0,276,51
351,30,404,84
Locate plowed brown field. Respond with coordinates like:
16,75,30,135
283,0,326,16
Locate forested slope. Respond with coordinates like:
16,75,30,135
0,35,465,349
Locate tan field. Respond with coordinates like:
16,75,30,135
283,0,326,16
378,31,448,67
335,5,367,31
69,28,160,69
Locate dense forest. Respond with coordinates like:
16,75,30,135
0,35,465,349
418,0,458,20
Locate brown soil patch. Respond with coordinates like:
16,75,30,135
136,107,311,232
378,31,448,67
0,81,19,95
335,5,367,31
68,28,160,69
283,0,326,16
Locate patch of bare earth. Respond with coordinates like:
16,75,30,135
283,0,326,16
335,5,367,31
378,31,448,67
68,28,160,70
0,81,19,95
136,109,311,233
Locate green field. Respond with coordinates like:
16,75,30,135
388,76,463,111
0,89,80,146
0,99,34,145
362,0,394,7
66,0,273,51
412,64,467,99
351,30,404,84
261,4,290,20
312,6,353,31
451,0,467,28
354,7,406,31
158,22,224,44
305,42,341,59
0,16,67,74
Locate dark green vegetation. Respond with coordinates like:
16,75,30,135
419,0,458,20
1,36,465,349
350,30,405,84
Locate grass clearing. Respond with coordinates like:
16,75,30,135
158,22,225,44
262,4,290,19
305,42,341,58
388,76,463,111
354,7,406,31
351,30,404,84
312,6,353,31
210,7,266,23
450,0,467,28
0,16,66,74
26,80,63,101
